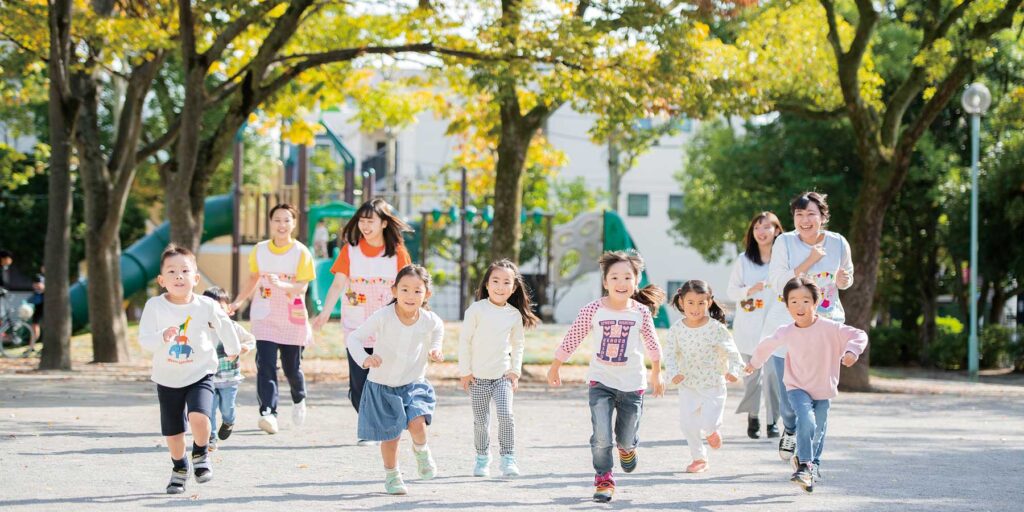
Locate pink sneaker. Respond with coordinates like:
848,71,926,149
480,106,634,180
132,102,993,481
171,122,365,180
707,431,722,450
686,459,708,473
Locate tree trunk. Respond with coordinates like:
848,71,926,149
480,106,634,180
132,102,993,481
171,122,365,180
608,138,622,212
988,281,1006,326
839,174,896,391
84,240,129,361
490,122,530,263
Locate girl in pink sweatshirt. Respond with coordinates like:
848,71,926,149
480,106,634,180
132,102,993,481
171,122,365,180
746,276,867,493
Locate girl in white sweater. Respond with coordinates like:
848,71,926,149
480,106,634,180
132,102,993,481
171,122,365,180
458,259,540,478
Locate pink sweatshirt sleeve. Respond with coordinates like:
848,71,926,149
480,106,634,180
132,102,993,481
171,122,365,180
837,322,869,360
555,301,599,362
750,326,787,369
639,306,662,362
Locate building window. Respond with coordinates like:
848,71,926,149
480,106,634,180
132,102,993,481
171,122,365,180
627,193,649,217
666,280,685,296
668,194,684,215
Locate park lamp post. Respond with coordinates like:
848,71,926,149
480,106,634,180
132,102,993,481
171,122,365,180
961,82,991,382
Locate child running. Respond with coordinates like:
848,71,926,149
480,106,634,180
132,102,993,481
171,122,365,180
313,198,412,446
547,251,665,503
458,259,540,478
139,245,240,494
201,287,256,451
664,280,744,474
746,277,867,493
345,265,445,495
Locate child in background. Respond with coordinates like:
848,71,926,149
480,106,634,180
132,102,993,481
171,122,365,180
26,274,44,356
313,198,412,446
747,277,867,493
458,259,540,478
139,245,240,494
664,280,744,474
547,251,666,503
201,287,256,451
346,265,445,495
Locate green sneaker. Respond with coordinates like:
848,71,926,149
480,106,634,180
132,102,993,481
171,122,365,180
414,447,437,480
384,470,407,495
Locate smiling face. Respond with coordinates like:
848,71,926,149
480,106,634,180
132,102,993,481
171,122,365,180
786,285,819,327
792,202,824,242
752,217,779,247
603,261,638,303
678,291,711,322
392,273,430,315
269,208,296,244
485,267,516,306
157,254,200,303
357,213,387,244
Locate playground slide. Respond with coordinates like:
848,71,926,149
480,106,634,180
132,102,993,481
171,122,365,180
603,210,671,328
70,194,234,332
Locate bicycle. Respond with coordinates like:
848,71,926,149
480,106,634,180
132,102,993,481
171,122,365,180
0,287,35,357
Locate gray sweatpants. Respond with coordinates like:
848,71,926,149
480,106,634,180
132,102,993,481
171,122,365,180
470,377,515,456
734,353,780,423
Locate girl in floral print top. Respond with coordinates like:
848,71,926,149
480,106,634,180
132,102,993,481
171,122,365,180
664,280,744,474
547,251,665,504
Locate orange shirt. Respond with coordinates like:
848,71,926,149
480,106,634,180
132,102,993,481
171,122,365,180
329,239,411,277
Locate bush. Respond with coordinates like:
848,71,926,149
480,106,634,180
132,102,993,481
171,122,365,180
868,325,918,366
928,330,967,370
980,324,1014,370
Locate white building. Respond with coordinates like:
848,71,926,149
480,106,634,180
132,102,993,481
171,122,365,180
316,104,735,323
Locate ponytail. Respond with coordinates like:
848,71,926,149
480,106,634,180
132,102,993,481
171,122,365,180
708,299,726,324
631,284,666,316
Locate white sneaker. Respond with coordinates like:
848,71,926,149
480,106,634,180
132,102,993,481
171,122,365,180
292,399,306,427
258,411,279,434
357,439,381,447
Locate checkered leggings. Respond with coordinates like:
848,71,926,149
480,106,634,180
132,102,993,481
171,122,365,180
470,377,516,456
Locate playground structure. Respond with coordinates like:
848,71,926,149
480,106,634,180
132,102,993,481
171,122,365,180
64,121,665,331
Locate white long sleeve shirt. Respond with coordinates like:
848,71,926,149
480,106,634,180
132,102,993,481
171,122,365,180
664,319,745,390
346,305,444,387
458,299,526,379
139,294,241,388
726,254,771,355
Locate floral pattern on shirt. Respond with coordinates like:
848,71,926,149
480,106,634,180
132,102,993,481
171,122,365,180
664,319,745,390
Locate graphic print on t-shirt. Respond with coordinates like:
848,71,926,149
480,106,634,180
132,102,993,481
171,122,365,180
168,316,194,362
596,320,635,365
811,271,838,315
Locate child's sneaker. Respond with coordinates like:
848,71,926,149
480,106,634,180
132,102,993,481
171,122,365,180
292,399,306,427
617,447,638,473
218,422,234,440
811,464,821,481
357,438,381,446
208,434,218,452
766,422,780,438
384,469,408,495
414,446,437,479
686,459,708,473
473,454,491,477
192,452,213,483
258,411,279,434
706,431,722,450
166,463,189,494
791,463,813,492
592,472,615,503
499,454,520,477
778,430,796,461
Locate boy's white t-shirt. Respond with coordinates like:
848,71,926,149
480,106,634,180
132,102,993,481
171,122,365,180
346,305,445,387
139,294,241,388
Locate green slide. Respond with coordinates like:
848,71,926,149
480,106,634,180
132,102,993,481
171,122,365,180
69,194,233,332
603,210,671,328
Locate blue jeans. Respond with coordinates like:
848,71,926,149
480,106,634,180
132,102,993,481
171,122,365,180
768,356,797,432
211,384,239,431
588,381,643,475
787,388,830,465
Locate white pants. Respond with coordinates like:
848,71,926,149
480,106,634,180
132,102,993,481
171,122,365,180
678,384,728,461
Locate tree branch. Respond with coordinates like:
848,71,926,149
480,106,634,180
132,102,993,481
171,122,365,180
203,3,278,62
819,0,844,57
135,116,180,163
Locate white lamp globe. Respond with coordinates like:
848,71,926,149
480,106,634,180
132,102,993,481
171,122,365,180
961,83,992,115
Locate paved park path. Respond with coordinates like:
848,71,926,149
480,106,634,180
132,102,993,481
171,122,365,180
1,371,1022,511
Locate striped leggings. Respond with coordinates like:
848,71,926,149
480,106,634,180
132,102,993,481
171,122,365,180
470,377,515,456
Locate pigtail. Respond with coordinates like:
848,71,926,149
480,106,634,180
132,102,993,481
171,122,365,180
708,298,726,324
631,284,666,316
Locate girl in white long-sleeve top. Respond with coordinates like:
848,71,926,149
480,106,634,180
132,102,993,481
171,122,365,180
727,212,784,440
664,280,745,474
345,264,445,495
458,259,540,478
138,245,241,494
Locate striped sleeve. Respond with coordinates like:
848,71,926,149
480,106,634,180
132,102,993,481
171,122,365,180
555,301,600,362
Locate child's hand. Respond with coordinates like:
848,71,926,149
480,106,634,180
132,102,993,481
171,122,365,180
505,371,520,392
671,374,685,385
228,354,239,362
226,302,242,316
162,326,179,343
460,374,474,392
841,351,858,367
547,365,561,387
428,349,444,363
651,375,665,397
311,312,330,331
363,355,382,368
239,346,251,356
725,373,738,383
